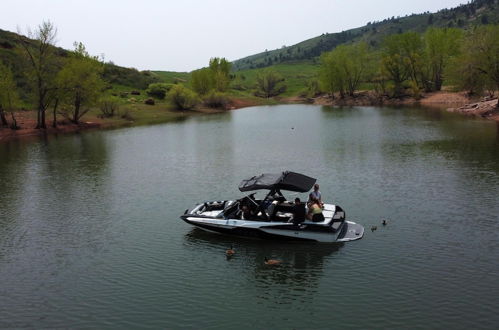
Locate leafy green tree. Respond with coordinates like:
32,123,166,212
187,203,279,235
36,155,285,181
18,20,59,129
381,34,413,97
56,42,104,123
254,69,287,98
471,25,499,97
424,28,463,91
398,32,426,91
191,68,214,95
338,43,370,96
449,25,499,102
167,84,199,110
319,51,343,98
0,61,20,128
209,57,232,92
319,43,370,98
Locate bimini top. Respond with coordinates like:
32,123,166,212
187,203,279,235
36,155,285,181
238,171,317,193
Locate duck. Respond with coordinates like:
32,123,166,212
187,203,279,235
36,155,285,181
226,245,235,257
371,225,377,232
382,219,387,226
264,257,281,265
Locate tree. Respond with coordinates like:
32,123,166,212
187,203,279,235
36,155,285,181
398,32,426,90
191,68,214,95
319,51,343,98
56,42,104,123
472,25,499,99
381,33,421,97
18,20,59,129
209,57,232,92
319,43,371,98
424,28,463,91
254,69,286,98
449,25,499,104
191,57,232,95
0,61,20,128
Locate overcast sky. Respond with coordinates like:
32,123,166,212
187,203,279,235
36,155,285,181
2,0,466,72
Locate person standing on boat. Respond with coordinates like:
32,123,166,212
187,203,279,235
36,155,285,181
308,184,323,206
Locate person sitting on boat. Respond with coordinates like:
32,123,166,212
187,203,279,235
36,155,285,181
239,204,254,220
307,198,325,222
292,197,306,225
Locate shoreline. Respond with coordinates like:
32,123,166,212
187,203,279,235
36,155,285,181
1,91,498,144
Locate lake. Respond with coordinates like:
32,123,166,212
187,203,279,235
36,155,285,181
1,105,499,329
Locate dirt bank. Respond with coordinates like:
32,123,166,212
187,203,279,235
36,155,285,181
309,90,499,123
0,111,106,143
310,90,471,108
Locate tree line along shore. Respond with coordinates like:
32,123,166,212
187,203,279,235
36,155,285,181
0,21,498,143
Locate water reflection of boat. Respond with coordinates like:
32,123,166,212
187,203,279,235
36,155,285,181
184,227,342,287
181,172,364,243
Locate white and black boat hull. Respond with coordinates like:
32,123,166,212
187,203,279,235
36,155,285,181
180,214,364,243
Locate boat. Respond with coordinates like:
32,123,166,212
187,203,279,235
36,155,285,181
180,171,364,243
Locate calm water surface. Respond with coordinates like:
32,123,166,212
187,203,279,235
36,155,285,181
1,105,499,329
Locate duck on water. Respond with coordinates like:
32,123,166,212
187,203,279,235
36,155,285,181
180,171,364,243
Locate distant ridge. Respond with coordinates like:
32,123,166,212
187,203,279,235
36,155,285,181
232,0,499,71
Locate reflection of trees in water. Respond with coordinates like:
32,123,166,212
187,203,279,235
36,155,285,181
184,228,342,289
0,140,29,204
0,140,30,246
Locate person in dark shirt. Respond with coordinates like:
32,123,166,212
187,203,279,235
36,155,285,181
292,197,306,225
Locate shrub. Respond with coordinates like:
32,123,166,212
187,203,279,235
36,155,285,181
299,79,320,98
99,97,120,118
254,69,287,98
146,83,173,99
203,91,230,109
167,84,199,110
120,108,134,121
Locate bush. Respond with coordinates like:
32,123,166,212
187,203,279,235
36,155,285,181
299,79,321,98
203,91,230,109
254,69,287,98
99,97,120,118
167,84,199,110
146,83,173,99
120,108,134,121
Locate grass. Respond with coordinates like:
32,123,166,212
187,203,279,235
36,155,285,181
231,62,319,97
152,71,191,85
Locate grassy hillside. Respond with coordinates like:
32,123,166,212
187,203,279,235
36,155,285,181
231,62,319,97
0,28,161,97
232,0,499,71
152,71,191,85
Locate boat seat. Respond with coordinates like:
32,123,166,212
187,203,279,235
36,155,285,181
312,213,325,222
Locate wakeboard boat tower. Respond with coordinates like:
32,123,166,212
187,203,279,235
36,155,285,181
180,171,364,243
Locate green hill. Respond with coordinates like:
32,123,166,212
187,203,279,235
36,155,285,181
0,28,161,96
232,0,499,71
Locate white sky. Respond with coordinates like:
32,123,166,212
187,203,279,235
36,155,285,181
2,0,466,72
